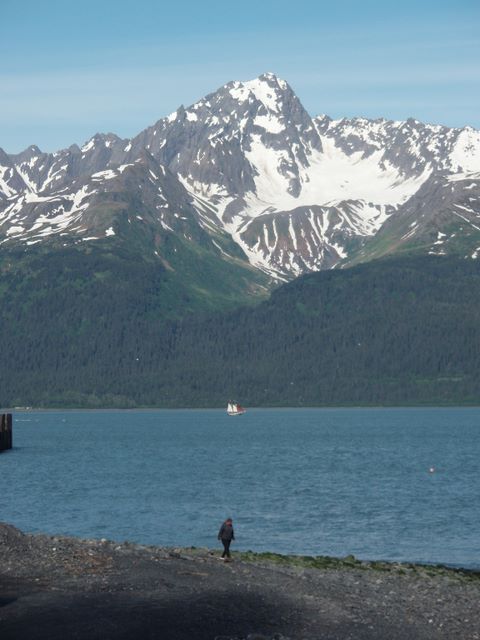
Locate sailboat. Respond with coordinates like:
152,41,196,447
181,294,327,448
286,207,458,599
227,401,246,416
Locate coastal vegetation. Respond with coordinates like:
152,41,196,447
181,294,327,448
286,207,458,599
236,550,480,582
0,248,479,408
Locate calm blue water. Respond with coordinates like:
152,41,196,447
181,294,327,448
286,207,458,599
1,408,479,568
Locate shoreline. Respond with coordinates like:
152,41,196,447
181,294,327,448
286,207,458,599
1,523,479,639
6,524,480,575
7,404,480,411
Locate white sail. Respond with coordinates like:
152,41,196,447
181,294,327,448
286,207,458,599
227,401,246,416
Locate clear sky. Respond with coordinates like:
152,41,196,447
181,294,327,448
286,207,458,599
1,0,479,153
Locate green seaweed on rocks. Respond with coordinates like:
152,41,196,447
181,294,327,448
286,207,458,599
235,550,480,582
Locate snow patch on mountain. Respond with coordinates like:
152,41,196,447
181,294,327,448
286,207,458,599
0,166,16,197
15,165,37,192
6,225,24,236
447,171,480,183
243,75,285,113
92,169,117,181
449,128,480,172
241,134,429,231
253,114,285,134
40,164,68,192
82,139,96,153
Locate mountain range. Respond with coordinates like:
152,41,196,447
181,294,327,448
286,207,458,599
1,72,480,281
1,73,480,407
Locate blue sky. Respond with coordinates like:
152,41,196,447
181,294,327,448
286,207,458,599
1,0,479,153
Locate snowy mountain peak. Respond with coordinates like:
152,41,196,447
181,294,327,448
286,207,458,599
1,74,480,280
227,72,293,115
11,144,44,164
81,133,124,154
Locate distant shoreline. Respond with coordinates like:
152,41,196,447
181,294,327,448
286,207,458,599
6,404,480,412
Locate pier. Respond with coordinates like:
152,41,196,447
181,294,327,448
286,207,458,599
0,413,12,452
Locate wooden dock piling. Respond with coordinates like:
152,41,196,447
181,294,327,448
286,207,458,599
0,413,12,452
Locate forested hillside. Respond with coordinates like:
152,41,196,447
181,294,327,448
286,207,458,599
1,253,479,408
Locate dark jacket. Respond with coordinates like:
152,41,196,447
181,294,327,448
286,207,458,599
218,522,235,541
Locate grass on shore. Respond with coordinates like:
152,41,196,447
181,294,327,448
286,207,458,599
233,550,480,582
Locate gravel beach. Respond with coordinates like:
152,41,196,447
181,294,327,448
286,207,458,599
1,523,479,639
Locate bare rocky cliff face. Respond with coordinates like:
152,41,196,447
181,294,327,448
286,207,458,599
1,73,480,279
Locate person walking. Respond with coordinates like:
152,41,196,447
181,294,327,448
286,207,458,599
218,517,235,561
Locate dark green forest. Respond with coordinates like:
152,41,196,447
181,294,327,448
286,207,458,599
1,246,479,408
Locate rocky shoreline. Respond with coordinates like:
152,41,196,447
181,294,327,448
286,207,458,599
1,523,479,639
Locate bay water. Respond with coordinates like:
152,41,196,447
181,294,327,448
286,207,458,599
2,408,479,568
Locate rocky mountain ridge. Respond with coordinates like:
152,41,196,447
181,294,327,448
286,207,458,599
1,73,480,279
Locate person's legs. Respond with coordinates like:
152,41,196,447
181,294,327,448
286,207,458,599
224,539,231,558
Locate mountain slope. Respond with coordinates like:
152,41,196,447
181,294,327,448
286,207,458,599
346,170,480,264
153,255,480,407
1,255,479,408
0,144,271,315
